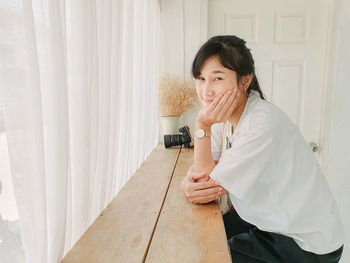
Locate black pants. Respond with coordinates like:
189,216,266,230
223,210,343,263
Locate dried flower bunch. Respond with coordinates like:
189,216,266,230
158,73,200,117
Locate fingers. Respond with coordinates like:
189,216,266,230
192,180,220,190
199,88,240,126
207,94,223,112
216,89,239,119
187,186,222,204
223,90,240,119
211,88,238,122
182,178,222,198
190,192,220,204
191,171,208,181
190,170,220,188
212,90,233,115
186,164,196,182
191,171,218,185
220,89,238,116
190,185,223,198
182,165,224,204
196,177,209,183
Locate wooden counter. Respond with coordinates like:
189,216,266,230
61,144,231,263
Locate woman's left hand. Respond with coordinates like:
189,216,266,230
194,172,228,196
197,88,240,127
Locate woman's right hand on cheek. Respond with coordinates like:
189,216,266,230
197,88,239,127
180,165,223,204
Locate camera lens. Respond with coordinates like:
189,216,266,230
163,126,193,149
164,134,181,148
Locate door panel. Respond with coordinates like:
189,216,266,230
208,0,332,159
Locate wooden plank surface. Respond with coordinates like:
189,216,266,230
61,145,181,263
145,147,231,263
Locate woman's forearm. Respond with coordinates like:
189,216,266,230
194,120,216,176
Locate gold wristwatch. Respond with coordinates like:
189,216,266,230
195,128,211,139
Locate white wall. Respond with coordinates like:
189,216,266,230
0,100,4,132
322,0,350,261
160,0,350,260
159,0,207,141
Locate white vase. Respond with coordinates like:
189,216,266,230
161,116,180,136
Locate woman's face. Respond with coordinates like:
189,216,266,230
195,56,248,109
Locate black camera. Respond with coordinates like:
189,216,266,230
164,125,192,148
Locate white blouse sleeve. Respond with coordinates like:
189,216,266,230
210,123,223,161
209,129,274,200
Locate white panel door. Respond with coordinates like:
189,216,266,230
208,0,332,161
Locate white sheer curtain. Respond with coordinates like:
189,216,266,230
0,0,160,262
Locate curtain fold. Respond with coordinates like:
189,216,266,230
0,0,160,262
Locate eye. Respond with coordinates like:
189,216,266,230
214,77,223,81
197,76,205,81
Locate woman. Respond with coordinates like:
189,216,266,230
180,35,344,262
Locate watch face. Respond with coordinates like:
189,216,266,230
196,129,205,138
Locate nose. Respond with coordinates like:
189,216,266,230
203,80,214,97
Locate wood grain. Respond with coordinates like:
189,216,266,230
145,147,231,263
61,145,181,263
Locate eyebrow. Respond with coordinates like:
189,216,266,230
211,70,226,74
198,70,226,76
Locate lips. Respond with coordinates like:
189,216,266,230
204,99,213,103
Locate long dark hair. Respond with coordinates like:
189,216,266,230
191,35,265,100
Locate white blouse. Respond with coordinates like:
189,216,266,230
209,90,344,254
